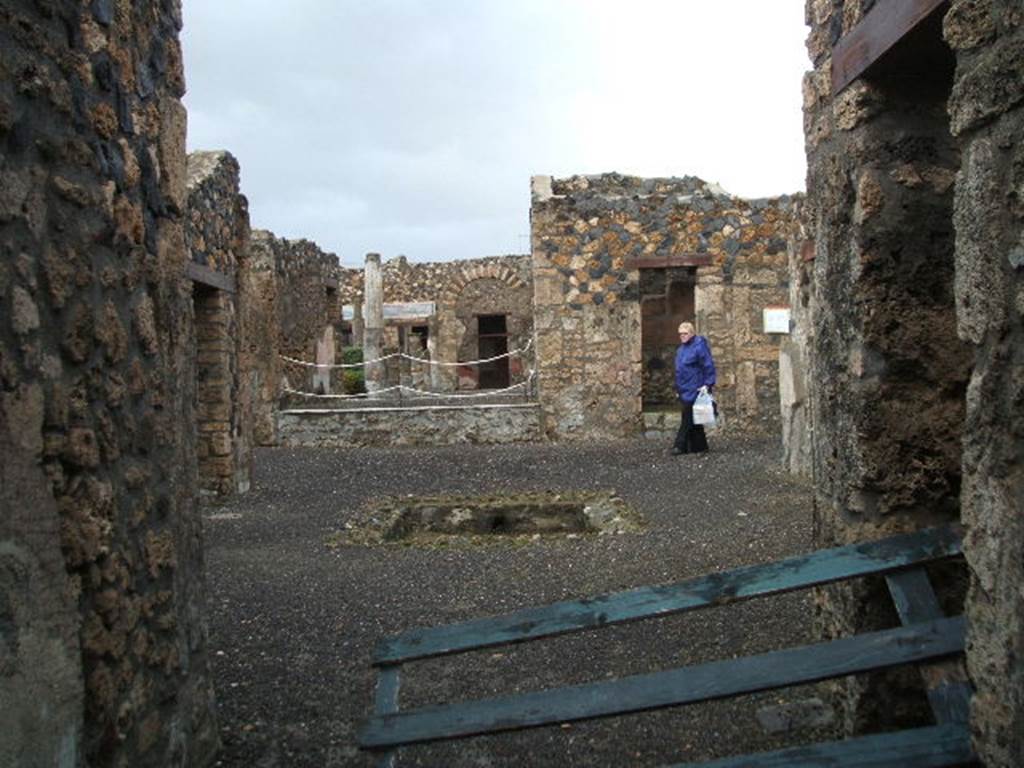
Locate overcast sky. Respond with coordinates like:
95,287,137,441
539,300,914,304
181,1,810,266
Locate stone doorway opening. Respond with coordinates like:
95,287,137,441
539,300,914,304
477,314,510,389
641,267,696,407
193,283,235,497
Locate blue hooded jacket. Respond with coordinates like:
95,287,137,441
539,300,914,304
674,335,716,403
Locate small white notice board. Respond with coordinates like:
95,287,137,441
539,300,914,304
763,306,791,334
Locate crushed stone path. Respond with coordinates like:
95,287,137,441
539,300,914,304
205,436,835,767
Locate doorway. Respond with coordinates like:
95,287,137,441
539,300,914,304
477,314,510,389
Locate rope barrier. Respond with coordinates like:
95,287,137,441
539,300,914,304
279,337,533,370
282,371,536,401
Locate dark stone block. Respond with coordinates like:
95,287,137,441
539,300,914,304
829,13,844,46
137,67,154,100
93,56,114,92
115,89,133,134
91,0,114,26
8,119,33,155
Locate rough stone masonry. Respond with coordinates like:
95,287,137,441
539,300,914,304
185,150,253,498
0,1,217,765
530,173,801,441
794,0,1024,764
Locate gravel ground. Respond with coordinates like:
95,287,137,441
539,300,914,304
204,435,836,767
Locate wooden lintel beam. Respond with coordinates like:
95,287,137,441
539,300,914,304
832,0,947,95
626,254,713,270
185,261,236,293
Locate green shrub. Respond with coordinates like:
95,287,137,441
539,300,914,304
341,346,366,394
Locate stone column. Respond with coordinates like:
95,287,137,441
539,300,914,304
352,300,364,347
426,315,443,393
313,324,334,394
363,253,384,394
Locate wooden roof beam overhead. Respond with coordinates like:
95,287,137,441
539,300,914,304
831,0,948,95
186,261,236,293
625,254,713,270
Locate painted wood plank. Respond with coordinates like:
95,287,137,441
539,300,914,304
359,616,965,748
665,723,975,768
372,666,401,768
832,0,948,94
374,525,963,664
886,569,971,725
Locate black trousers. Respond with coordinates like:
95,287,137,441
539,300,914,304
674,400,708,454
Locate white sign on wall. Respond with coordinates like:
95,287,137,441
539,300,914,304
763,306,791,334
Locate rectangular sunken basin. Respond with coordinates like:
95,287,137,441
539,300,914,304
375,491,643,544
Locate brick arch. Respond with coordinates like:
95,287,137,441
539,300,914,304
440,263,526,305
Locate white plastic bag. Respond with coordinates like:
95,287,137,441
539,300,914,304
693,390,716,426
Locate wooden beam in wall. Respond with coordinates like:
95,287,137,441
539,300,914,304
832,0,948,95
626,254,714,270
186,261,236,293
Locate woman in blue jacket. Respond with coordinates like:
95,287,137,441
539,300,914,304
672,322,716,455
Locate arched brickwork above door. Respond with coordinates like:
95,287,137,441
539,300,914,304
440,262,527,305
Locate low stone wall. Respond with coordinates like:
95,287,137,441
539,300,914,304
277,404,543,447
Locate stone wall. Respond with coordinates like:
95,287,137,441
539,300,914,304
802,0,970,735
240,233,277,445
796,0,1024,763
945,1,1024,764
530,173,800,441
779,232,814,478
337,254,534,393
277,403,543,448
186,151,252,497
0,1,217,765
250,230,341,429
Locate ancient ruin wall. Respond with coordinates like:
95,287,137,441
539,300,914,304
185,151,253,496
803,0,970,732
0,1,217,765
250,231,340,424
240,235,277,444
530,173,800,441
337,254,534,391
779,224,815,478
945,1,1024,764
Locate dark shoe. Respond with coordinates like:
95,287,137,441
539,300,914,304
670,447,684,456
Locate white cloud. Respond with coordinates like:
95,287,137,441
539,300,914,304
182,0,809,262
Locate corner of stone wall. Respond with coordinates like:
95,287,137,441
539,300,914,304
186,147,254,496
802,0,972,740
1,2,217,763
945,2,1024,764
